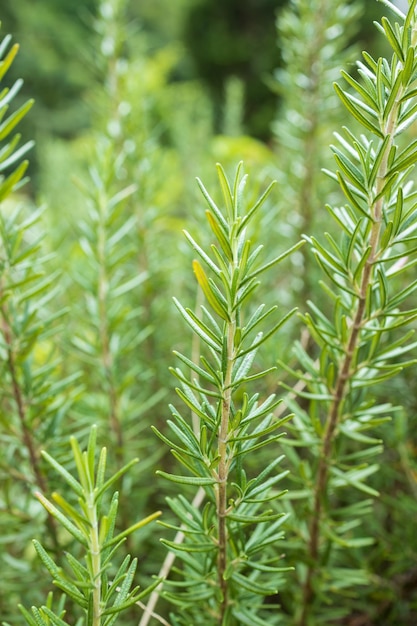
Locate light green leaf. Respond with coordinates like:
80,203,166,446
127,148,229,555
192,259,230,320
156,470,216,486
0,99,34,140
334,83,383,137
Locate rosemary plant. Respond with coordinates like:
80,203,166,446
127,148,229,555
4,1,417,624
154,163,303,626
14,425,161,626
71,139,149,465
278,0,417,622
68,0,165,516
0,25,79,618
273,0,361,305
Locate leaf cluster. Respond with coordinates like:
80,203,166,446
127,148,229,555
153,163,301,624
0,30,34,201
0,29,80,576
16,426,161,626
276,1,417,622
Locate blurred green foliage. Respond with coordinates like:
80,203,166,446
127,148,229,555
0,0,95,134
0,0,386,151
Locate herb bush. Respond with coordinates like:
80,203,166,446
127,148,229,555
1,0,417,625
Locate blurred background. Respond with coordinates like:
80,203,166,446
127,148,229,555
0,0,386,185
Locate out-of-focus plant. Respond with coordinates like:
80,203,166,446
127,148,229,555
272,0,361,305
14,425,161,626
66,0,167,498
277,1,417,623
183,0,285,139
0,24,80,620
0,0,94,144
57,10,203,614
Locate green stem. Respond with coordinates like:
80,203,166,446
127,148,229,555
97,192,123,458
216,222,240,622
87,490,102,625
297,0,328,307
217,316,235,622
191,286,204,436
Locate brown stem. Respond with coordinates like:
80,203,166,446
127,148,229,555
0,298,59,550
298,282,368,624
297,71,405,624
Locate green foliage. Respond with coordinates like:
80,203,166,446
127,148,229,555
276,0,417,623
15,426,161,625
2,1,417,626
273,0,362,305
68,137,155,464
0,0,95,139
0,28,33,194
183,0,285,139
153,163,302,625
0,25,74,617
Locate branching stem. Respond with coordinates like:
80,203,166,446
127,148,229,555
0,292,59,550
298,70,406,626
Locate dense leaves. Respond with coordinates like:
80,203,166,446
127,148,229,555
154,163,300,624
1,1,417,625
